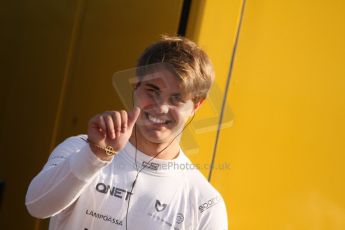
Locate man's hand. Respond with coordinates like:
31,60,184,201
87,107,141,160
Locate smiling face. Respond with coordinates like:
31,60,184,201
133,67,201,146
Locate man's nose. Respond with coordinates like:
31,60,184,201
155,102,169,114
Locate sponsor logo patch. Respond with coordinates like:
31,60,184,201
85,209,122,225
176,213,184,224
199,196,222,213
155,199,167,212
95,182,133,201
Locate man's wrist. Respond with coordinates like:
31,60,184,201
87,139,117,161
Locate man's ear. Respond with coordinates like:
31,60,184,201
193,99,205,112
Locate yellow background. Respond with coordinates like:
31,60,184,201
1,0,344,229
198,0,345,229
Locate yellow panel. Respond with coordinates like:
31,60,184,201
183,0,242,177
57,0,183,144
206,0,345,229
1,0,183,229
0,1,81,229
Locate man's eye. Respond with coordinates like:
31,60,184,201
170,95,184,105
146,89,159,97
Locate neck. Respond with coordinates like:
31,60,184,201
129,131,181,160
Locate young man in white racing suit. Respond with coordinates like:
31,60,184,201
26,36,228,230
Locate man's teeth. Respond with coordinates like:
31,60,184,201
148,114,167,124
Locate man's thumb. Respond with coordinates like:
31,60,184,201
128,106,141,128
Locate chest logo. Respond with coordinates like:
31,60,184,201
155,200,167,212
176,213,184,224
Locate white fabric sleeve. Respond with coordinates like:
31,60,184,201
197,196,228,230
25,135,112,219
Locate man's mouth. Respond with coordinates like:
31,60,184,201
144,112,171,125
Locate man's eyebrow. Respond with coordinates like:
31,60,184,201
171,93,182,97
144,83,161,91
144,83,184,98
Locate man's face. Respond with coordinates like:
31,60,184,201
133,68,197,144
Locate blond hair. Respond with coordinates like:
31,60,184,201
136,35,214,103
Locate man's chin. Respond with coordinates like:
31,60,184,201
143,133,177,145
136,127,180,144
145,136,169,144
